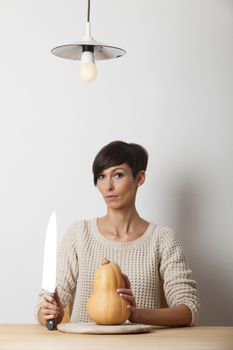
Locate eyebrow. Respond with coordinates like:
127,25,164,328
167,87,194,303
102,166,126,173
113,167,125,171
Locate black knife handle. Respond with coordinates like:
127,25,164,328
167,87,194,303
46,319,56,330
46,292,57,331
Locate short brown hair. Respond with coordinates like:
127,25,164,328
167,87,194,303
92,141,148,185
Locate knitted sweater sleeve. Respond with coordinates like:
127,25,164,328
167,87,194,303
158,226,200,325
55,221,80,307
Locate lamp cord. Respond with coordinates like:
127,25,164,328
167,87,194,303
87,0,90,22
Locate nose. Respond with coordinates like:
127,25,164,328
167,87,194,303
106,177,114,191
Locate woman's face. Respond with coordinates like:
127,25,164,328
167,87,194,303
96,163,145,210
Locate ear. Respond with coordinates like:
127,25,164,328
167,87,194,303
136,170,146,187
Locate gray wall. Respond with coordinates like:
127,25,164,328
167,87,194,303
0,0,232,325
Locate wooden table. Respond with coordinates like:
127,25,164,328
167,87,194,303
0,324,232,350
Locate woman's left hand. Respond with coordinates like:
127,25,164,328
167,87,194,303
117,273,139,323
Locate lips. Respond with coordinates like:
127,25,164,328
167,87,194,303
105,195,118,200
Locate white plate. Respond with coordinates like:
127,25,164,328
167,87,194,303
57,322,155,334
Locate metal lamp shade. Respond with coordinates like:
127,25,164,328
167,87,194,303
51,40,126,61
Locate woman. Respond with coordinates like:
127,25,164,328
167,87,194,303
37,141,199,326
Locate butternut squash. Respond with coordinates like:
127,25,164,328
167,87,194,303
87,258,130,325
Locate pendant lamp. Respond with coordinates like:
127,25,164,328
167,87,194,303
51,0,126,82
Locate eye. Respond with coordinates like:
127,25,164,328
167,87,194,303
97,174,105,180
114,172,124,179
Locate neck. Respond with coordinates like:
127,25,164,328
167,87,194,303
101,207,142,238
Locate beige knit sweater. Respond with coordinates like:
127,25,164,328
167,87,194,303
37,218,200,325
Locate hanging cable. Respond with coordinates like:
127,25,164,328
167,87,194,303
87,0,90,22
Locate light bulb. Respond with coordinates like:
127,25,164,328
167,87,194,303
79,51,97,82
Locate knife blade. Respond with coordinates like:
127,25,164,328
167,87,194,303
41,210,57,330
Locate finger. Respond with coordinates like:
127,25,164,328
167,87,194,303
122,274,131,289
38,304,59,324
40,308,59,318
45,301,59,310
118,293,136,306
44,313,59,320
43,294,57,305
55,288,61,306
117,288,133,295
127,304,136,312
40,308,59,324
41,305,60,317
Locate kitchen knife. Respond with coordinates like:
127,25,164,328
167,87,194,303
41,210,57,330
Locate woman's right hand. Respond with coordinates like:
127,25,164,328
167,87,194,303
38,289,64,326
